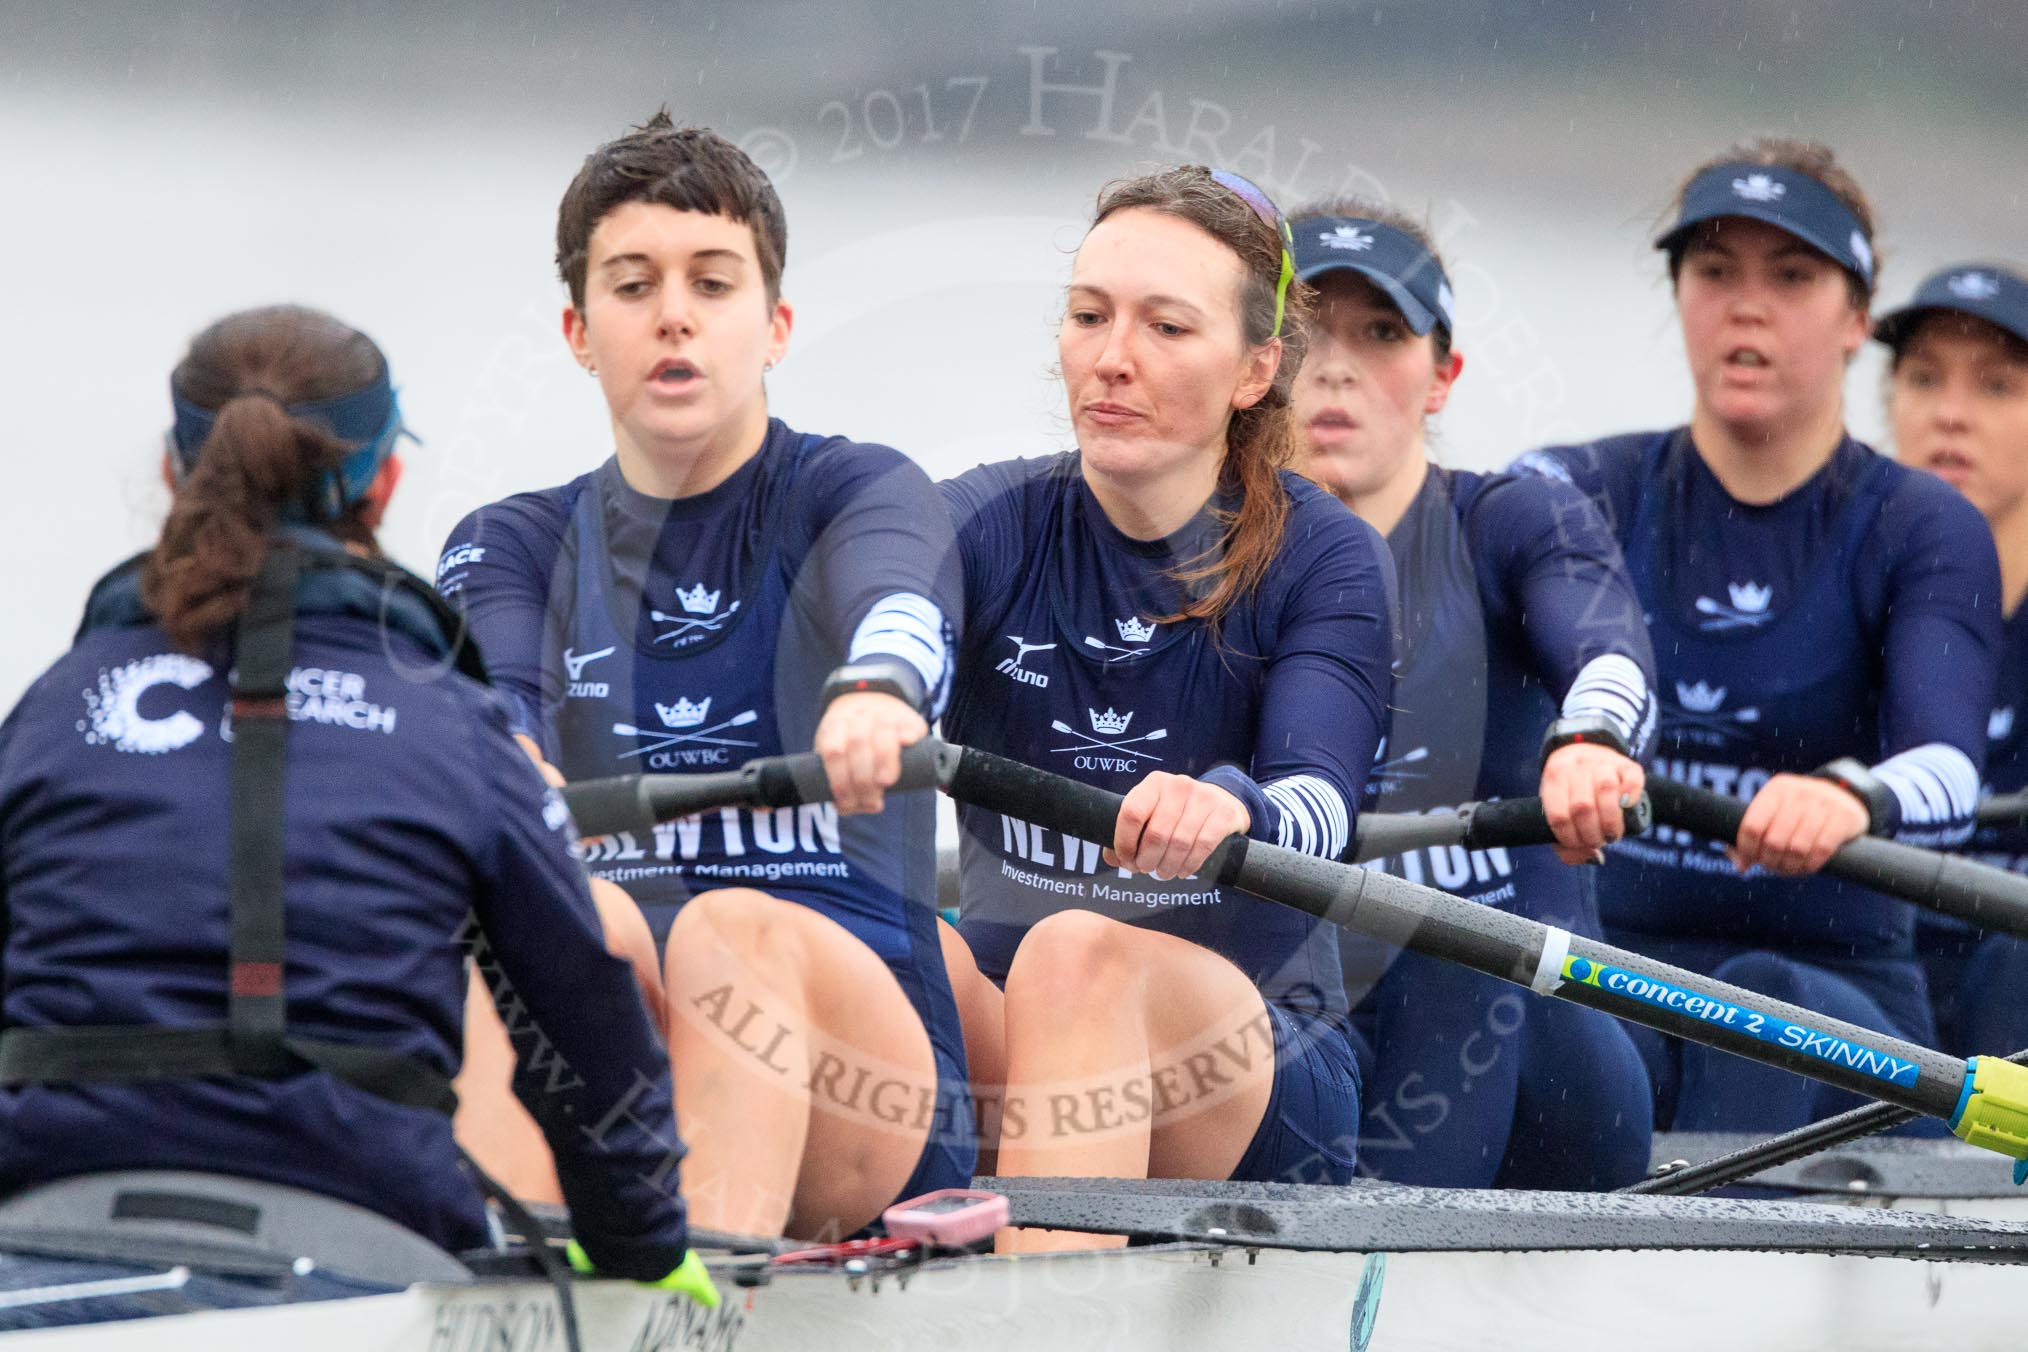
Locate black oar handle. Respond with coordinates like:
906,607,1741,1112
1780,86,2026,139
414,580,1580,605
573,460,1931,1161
935,740,1249,878
1347,793,1654,863
1976,792,2028,832
1645,777,2028,940
941,741,1970,1122
561,740,942,838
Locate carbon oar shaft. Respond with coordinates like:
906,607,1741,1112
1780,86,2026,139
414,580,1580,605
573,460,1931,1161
938,742,1972,1125
1644,778,2028,941
1624,1046,2028,1196
1348,793,1654,863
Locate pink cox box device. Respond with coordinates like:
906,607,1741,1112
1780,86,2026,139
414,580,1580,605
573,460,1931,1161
880,1188,1010,1246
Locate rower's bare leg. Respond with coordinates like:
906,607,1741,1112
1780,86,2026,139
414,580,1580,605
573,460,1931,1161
453,880,664,1204
993,911,1275,1253
939,918,1007,1174
663,888,939,1240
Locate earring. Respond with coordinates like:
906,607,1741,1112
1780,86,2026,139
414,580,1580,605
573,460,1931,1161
586,365,598,377
763,361,775,373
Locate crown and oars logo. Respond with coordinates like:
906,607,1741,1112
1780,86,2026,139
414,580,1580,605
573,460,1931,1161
1089,707,1134,736
675,583,723,615
1731,173,1786,202
655,695,713,729
1726,581,1772,614
1115,616,1156,643
1949,272,2003,301
1674,681,1728,714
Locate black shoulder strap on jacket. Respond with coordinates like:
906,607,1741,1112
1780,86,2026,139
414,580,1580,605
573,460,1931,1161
0,543,457,1117
225,543,299,1077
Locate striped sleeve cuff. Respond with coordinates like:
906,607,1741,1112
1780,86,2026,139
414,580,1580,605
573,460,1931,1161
1261,774,1353,860
848,592,952,717
1873,743,1980,847
1561,652,1656,758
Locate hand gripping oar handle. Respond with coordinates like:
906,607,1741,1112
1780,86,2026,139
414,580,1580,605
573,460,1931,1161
1347,793,1655,863
561,740,943,838
937,740,2028,1158
1644,777,2028,941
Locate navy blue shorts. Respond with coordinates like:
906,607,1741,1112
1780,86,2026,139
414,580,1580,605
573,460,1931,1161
892,1029,977,1202
1228,1005,1363,1185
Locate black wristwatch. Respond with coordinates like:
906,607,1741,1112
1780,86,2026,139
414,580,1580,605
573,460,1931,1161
1813,756,1900,836
819,658,928,714
1540,714,1632,765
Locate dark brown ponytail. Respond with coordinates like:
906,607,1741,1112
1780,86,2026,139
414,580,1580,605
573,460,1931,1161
1089,166,1312,628
141,306,386,653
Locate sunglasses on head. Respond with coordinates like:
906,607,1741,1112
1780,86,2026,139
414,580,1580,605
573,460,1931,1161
1209,169,1297,340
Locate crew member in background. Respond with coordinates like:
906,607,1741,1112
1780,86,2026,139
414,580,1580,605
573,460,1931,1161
1516,139,2001,1134
1289,199,1655,1187
1879,262,2028,1057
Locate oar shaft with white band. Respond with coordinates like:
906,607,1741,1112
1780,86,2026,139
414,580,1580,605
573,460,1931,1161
560,740,942,838
935,741,2028,1150
1645,777,2028,941
1348,793,1654,863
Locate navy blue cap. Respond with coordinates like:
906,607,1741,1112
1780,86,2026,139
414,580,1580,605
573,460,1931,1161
1289,215,1456,337
169,367,409,523
1657,161,1874,288
1873,263,2028,351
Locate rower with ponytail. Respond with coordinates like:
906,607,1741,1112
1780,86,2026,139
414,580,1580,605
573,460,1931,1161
937,165,1395,1250
0,304,709,1314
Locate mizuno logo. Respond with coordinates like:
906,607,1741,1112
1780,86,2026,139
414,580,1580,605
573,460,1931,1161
1732,173,1785,202
1950,271,2002,301
656,696,711,729
1850,231,1873,276
1320,224,1374,252
1115,616,1156,643
675,582,723,615
996,636,1054,688
563,645,615,681
1675,681,1727,713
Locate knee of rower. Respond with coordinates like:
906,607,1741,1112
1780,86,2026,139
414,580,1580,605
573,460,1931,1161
664,888,801,986
1004,909,1139,1015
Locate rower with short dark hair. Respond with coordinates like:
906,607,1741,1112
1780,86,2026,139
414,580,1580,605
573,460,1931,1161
1515,138,2003,1134
1288,199,1657,1188
1880,262,2028,1057
937,167,1394,1250
0,305,701,1313
440,112,973,1241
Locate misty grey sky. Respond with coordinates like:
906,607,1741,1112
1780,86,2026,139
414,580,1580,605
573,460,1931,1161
2,0,2021,704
